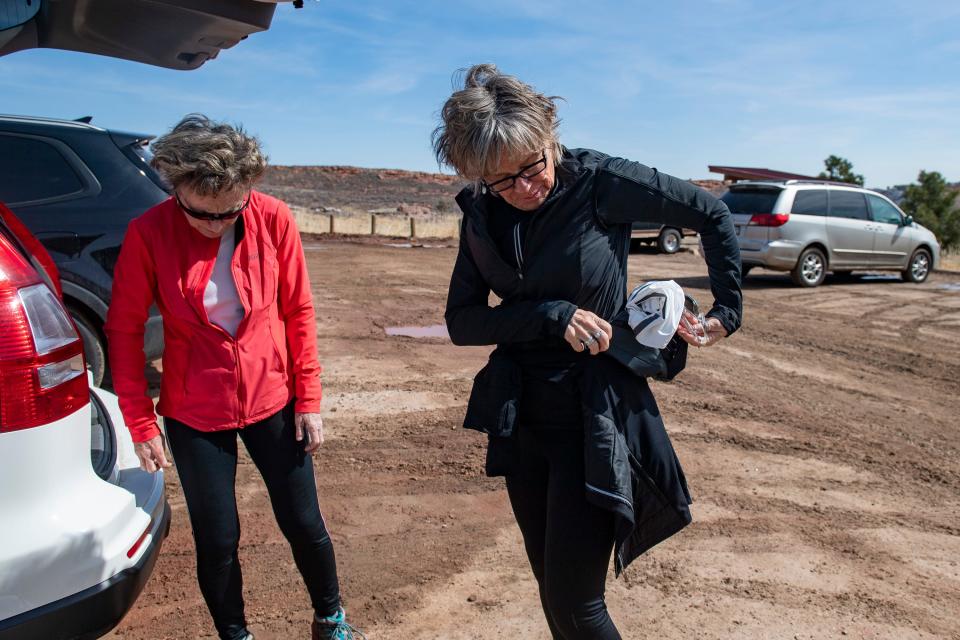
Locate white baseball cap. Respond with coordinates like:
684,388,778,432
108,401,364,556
624,280,685,349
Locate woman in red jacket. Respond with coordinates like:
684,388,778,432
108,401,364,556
106,115,364,640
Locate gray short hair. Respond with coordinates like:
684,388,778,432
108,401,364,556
432,64,563,182
151,114,267,195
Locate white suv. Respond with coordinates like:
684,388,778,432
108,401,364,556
722,181,941,287
0,210,169,640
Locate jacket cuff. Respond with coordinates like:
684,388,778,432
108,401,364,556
130,422,161,443
294,398,322,414
539,300,578,337
707,308,739,337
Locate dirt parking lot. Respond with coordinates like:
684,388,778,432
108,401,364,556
109,238,960,640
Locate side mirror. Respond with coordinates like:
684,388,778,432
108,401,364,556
902,215,914,227
0,0,41,31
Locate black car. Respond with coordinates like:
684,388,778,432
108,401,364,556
0,114,170,385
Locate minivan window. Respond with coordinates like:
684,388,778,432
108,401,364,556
791,189,828,216
867,194,903,225
829,190,869,220
721,188,781,214
0,135,84,205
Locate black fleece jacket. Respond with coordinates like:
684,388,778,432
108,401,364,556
445,147,743,572
445,147,742,350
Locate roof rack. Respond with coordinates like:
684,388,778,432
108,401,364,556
784,179,862,187
0,113,103,131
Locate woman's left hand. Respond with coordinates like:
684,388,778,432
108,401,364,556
676,310,728,348
295,412,324,454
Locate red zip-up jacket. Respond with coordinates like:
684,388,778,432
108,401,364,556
105,191,322,443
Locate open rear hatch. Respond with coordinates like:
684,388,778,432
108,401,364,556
0,0,289,70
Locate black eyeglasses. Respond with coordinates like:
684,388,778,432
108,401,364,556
176,193,250,221
483,153,548,194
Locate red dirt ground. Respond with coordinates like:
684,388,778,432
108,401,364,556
108,238,960,640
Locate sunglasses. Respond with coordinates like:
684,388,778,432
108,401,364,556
176,193,251,221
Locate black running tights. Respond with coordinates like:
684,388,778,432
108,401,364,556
505,427,622,640
165,404,341,640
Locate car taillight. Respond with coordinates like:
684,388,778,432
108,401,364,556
748,213,790,227
0,233,88,432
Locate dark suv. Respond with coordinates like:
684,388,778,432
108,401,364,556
0,114,169,384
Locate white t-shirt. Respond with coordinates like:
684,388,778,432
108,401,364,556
203,226,245,337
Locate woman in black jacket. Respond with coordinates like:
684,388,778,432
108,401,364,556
434,64,742,640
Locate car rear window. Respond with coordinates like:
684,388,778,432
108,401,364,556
792,189,828,216
123,140,172,194
829,190,869,220
0,135,84,204
721,188,781,214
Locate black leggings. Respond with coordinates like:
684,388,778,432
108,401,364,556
505,427,622,640
165,404,340,640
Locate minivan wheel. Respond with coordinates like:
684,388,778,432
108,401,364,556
658,228,682,254
902,248,931,283
70,309,106,387
791,247,827,287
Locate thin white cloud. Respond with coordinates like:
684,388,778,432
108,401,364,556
801,89,960,125
0,57,292,115
211,42,322,79
936,39,960,53
354,67,420,94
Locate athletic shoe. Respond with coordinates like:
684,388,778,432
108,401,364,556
311,608,366,640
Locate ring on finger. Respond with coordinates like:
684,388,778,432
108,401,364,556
591,330,604,341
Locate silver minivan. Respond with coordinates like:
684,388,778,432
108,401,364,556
722,181,941,287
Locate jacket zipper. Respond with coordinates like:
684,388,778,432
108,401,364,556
229,234,249,426
513,222,524,280
464,209,526,284
201,229,248,427
233,340,245,426
584,482,632,507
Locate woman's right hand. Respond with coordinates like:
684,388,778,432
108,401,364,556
134,435,172,473
564,308,612,355
677,309,728,348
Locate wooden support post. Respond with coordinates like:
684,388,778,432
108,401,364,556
328,214,335,234
371,214,377,235
409,217,416,239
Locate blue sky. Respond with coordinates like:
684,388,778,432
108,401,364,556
3,0,958,188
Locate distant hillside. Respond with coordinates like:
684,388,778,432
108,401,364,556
876,181,960,205
259,165,727,215
259,166,465,216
